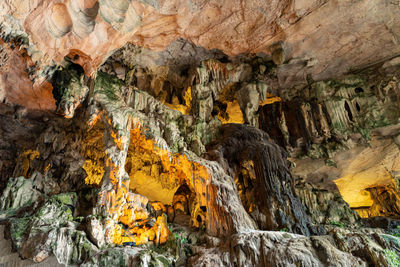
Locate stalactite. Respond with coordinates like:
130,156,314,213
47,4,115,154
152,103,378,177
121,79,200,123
209,124,322,236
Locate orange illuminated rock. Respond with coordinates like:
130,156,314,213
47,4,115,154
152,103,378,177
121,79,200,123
259,93,282,106
218,100,244,124
120,193,150,227
154,215,170,245
151,201,167,213
127,127,210,208
94,123,210,246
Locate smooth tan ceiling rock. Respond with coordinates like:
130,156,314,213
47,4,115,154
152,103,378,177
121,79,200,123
46,3,73,38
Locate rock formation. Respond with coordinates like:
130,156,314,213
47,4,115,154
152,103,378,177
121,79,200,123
0,0,400,266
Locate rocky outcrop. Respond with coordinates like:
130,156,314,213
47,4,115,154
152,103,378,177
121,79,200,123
190,228,400,266
295,180,360,226
208,124,320,236
4,188,98,265
0,225,63,266
16,193,98,264
0,173,44,221
259,73,400,155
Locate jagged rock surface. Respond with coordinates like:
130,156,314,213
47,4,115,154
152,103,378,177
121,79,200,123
190,228,400,267
295,180,360,226
208,124,321,236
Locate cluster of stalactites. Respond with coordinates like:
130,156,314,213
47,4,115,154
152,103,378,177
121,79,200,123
87,122,210,246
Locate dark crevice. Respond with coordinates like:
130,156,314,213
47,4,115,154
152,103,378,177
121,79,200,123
51,62,85,107
356,102,361,112
355,87,364,93
344,101,353,122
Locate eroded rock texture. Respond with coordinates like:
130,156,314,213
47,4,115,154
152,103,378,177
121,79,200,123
208,124,321,236
1,0,400,266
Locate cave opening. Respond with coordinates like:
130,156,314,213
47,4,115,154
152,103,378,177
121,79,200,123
170,183,194,226
51,61,85,108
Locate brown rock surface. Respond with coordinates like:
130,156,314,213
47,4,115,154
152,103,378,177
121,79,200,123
0,41,55,110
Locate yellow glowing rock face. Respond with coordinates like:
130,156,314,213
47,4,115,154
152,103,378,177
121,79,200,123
19,149,40,178
218,100,244,124
83,160,105,185
334,138,400,210
164,86,192,115
155,215,170,244
120,192,150,227
82,123,106,186
259,93,282,106
95,125,210,246
126,127,210,207
129,170,178,204
120,208,149,227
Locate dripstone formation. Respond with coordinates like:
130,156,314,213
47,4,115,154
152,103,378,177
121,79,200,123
0,0,400,266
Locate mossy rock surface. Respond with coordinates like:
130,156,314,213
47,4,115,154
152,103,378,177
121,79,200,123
0,176,42,219
7,191,98,265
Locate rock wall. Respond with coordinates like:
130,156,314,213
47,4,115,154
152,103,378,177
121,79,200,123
295,179,360,226
258,69,400,217
208,124,321,236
